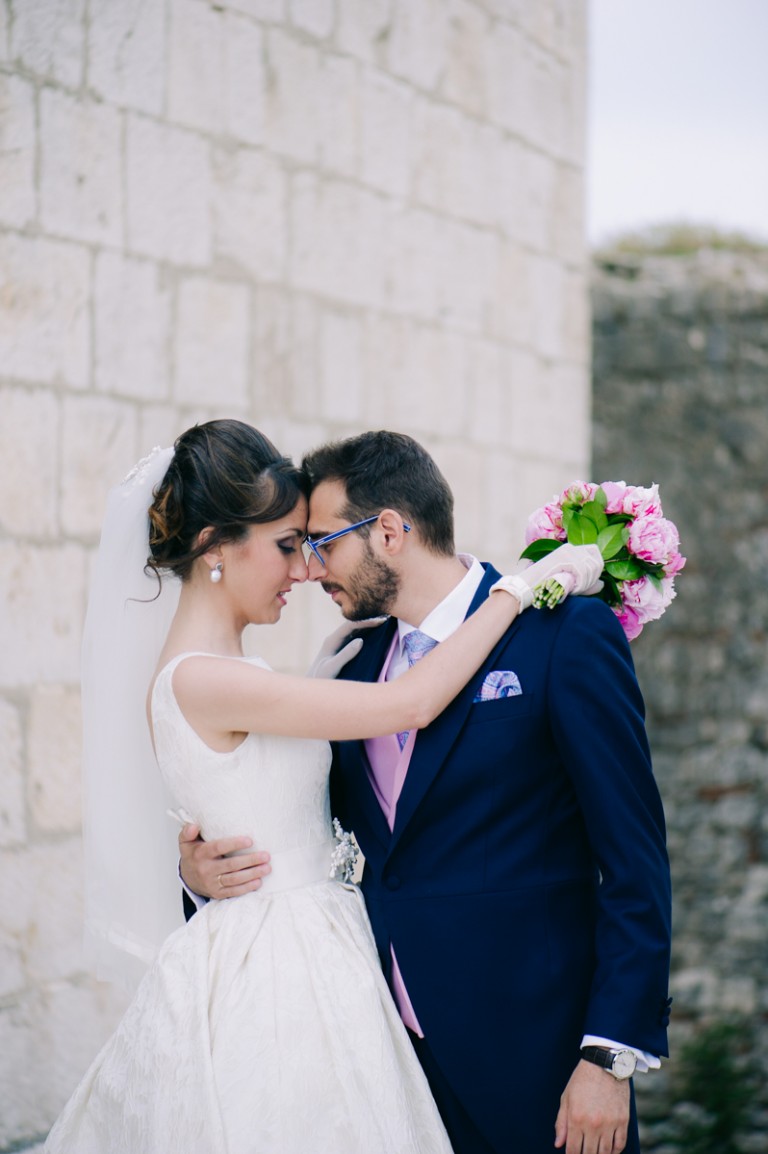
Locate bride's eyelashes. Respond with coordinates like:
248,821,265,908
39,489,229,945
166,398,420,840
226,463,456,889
277,538,301,555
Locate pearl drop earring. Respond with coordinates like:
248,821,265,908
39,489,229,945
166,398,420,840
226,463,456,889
210,562,223,584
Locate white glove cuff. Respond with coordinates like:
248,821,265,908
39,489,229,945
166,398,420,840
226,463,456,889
489,574,533,611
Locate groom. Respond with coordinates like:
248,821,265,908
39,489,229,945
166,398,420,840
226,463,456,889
181,431,672,1154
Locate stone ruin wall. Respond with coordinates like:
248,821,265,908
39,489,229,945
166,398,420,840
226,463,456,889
592,246,768,1149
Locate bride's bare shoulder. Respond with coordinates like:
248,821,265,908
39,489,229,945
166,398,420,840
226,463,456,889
170,652,269,699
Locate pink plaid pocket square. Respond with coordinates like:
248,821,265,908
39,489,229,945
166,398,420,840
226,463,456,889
473,670,522,702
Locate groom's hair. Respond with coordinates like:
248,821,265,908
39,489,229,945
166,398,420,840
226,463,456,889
302,431,455,557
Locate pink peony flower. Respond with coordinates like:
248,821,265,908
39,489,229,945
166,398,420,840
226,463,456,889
600,481,663,519
620,483,662,519
560,481,599,507
524,501,566,545
600,481,629,514
627,515,680,567
665,551,687,578
613,602,644,641
621,575,676,625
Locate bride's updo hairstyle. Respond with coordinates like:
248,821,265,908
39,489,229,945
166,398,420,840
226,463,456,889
147,420,307,582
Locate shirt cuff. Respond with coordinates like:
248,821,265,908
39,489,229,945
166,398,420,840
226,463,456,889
179,860,209,912
580,1035,660,1073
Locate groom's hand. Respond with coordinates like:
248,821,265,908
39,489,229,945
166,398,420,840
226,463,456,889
554,1060,630,1154
179,823,271,899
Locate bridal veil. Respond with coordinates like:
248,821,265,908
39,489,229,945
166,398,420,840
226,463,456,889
81,446,184,989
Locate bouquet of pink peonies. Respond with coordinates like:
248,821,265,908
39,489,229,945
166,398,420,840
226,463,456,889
521,481,686,640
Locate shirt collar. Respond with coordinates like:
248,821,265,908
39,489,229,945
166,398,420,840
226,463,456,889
396,554,484,652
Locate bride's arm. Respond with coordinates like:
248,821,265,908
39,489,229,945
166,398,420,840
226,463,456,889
175,543,604,744
174,583,522,743
177,592,517,902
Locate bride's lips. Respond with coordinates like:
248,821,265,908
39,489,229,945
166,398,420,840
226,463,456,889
276,589,291,606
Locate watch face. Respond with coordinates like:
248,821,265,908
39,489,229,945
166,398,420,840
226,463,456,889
613,1051,636,1079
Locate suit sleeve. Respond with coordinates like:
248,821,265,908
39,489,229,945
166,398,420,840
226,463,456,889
548,598,672,1055
182,888,201,922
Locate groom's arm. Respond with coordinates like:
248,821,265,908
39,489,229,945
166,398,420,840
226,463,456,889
179,822,271,913
547,598,671,1152
549,599,672,1050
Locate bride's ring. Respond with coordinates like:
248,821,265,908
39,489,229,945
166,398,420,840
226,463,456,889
217,874,225,889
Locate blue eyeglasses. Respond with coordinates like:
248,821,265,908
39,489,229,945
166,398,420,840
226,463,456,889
305,514,411,565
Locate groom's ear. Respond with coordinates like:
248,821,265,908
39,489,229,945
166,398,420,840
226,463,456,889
377,509,410,555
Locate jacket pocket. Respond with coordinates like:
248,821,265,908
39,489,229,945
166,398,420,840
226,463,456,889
465,691,539,723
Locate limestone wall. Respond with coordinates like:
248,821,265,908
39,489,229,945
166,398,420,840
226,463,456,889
592,246,768,1150
0,1,590,1146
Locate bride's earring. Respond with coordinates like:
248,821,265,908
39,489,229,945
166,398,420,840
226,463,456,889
210,562,223,584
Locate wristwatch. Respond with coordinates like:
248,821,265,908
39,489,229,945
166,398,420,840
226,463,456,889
580,1046,637,1080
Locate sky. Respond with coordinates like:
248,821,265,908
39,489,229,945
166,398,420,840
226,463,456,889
587,0,768,245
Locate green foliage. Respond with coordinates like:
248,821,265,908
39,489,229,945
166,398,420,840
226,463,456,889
670,1019,757,1154
596,522,629,560
604,557,645,582
594,221,768,259
519,538,561,562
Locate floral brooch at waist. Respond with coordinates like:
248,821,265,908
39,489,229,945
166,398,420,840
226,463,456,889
521,481,686,641
329,818,359,884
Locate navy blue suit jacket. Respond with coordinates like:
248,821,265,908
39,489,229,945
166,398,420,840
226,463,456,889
331,563,672,1152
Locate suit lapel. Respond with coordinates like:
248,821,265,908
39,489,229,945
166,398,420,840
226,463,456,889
390,563,524,847
342,617,398,684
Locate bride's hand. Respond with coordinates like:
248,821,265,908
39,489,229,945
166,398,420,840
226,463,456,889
306,617,386,679
491,543,604,610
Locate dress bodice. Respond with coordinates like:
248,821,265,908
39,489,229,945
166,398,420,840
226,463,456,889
151,653,334,856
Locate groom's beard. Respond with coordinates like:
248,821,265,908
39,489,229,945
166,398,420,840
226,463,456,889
323,541,400,621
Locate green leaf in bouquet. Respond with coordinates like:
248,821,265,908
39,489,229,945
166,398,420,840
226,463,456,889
561,506,576,533
598,572,623,607
519,538,562,562
565,512,599,545
579,500,609,531
597,522,629,560
605,557,646,581
593,487,608,509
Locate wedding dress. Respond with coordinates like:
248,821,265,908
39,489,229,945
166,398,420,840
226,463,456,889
45,654,453,1154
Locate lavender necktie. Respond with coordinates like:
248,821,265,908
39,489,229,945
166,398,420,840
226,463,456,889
397,629,438,749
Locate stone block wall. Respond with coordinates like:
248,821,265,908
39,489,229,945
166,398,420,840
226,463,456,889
0,0,590,1146
592,246,768,1150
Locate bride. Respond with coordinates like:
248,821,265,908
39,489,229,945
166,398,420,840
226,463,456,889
45,419,600,1154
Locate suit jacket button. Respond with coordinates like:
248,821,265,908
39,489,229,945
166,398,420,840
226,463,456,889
385,874,401,891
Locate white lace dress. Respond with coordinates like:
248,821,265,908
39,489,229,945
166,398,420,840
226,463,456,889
45,655,453,1154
